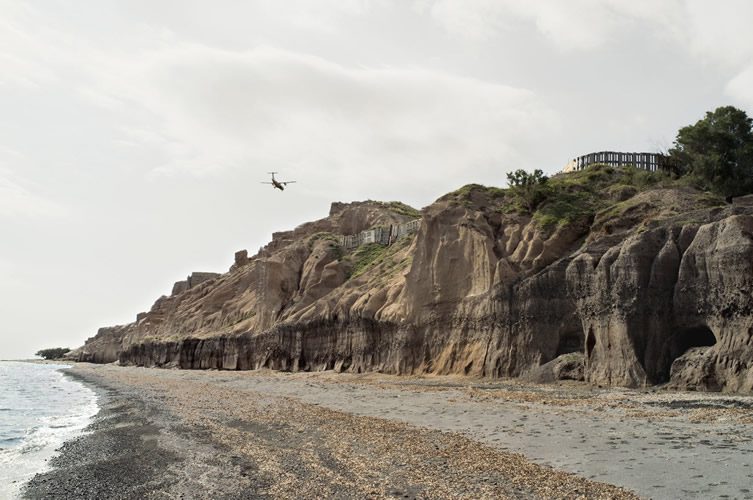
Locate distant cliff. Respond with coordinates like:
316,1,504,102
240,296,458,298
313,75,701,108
70,166,753,392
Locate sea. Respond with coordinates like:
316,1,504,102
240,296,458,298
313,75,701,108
0,361,99,499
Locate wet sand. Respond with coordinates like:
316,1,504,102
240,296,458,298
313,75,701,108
23,364,639,499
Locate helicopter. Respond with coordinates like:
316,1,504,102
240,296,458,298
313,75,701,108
261,172,296,191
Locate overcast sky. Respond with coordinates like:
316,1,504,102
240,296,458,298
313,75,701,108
2,1,753,358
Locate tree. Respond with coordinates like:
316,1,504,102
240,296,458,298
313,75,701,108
670,106,753,199
506,169,549,211
35,347,71,360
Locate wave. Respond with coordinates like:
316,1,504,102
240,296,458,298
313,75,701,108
0,364,99,499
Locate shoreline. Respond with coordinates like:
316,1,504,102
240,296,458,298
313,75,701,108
0,362,98,499
23,367,273,499
23,364,639,499
21,370,183,499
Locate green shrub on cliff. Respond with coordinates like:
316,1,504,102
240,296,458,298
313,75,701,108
35,347,70,360
506,169,550,212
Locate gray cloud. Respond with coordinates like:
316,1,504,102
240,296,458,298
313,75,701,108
422,0,681,49
0,173,59,218
0,148,65,218
424,1,753,70
727,66,753,107
83,45,558,201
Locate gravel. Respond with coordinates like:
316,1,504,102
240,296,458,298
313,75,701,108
23,365,638,499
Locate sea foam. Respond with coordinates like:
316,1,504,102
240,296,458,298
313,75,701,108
0,362,99,499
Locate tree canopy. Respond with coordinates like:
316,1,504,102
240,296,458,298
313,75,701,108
506,168,549,211
670,106,753,198
35,347,71,360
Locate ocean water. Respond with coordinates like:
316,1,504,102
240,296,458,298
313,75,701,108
0,362,99,499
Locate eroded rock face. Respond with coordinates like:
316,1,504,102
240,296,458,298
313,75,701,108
669,215,753,392
69,325,133,364
567,210,753,391
74,194,753,392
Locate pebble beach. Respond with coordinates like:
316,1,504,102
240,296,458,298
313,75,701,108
23,364,753,499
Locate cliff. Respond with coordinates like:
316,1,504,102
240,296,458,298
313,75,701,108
70,168,753,392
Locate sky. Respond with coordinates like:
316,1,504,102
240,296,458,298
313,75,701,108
2,0,753,358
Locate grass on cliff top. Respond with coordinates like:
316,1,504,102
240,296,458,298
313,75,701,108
444,184,508,210
450,183,506,199
377,201,422,219
533,165,726,231
444,164,725,232
530,165,661,230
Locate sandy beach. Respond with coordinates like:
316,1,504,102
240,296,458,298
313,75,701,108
22,364,753,499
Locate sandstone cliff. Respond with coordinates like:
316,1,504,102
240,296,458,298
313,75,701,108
70,169,753,392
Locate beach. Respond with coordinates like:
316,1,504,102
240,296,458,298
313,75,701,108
23,364,753,499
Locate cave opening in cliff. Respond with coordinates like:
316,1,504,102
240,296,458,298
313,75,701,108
556,330,585,357
661,325,717,380
586,328,596,359
670,326,716,359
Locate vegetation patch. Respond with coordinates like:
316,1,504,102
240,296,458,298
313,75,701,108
346,234,415,280
379,201,422,219
35,347,71,360
533,189,594,229
529,165,679,230
669,106,753,198
443,169,672,229
444,107,752,232
348,243,389,278
605,183,638,201
445,183,507,209
594,195,645,222
307,231,339,250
